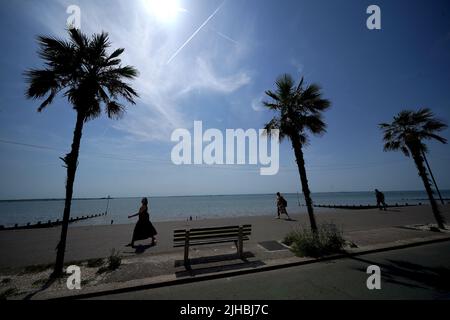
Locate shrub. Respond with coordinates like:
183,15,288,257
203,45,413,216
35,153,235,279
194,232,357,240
108,250,121,270
0,288,18,300
86,258,104,268
283,223,345,258
21,264,53,275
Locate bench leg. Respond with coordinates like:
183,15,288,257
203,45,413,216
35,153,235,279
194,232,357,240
184,244,190,267
183,231,191,268
234,240,240,257
238,227,244,259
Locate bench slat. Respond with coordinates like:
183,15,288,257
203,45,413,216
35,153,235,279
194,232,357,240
174,236,250,247
174,231,251,242
174,227,251,237
174,225,251,234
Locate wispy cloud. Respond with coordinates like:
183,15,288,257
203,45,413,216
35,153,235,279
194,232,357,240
179,58,251,96
251,95,264,112
290,58,304,74
29,0,252,142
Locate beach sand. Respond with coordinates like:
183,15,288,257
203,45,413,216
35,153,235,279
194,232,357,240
0,205,449,271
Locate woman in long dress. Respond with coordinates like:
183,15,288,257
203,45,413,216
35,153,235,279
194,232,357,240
127,198,157,247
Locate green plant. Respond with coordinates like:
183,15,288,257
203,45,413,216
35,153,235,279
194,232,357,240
98,249,121,274
283,232,297,247
20,264,53,275
0,288,18,300
380,108,447,229
25,28,139,277
32,278,48,287
263,74,331,233
86,258,105,268
284,223,345,258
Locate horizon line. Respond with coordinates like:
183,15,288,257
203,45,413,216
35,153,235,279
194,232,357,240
1,189,449,202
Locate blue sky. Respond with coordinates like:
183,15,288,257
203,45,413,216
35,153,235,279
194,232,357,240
0,0,449,199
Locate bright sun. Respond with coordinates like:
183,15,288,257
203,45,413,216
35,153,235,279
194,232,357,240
145,0,184,22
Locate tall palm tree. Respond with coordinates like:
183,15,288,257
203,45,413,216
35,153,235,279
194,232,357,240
25,29,139,277
380,108,447,229
263,74,331,232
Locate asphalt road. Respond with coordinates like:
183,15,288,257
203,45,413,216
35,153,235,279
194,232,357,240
94,241,450,300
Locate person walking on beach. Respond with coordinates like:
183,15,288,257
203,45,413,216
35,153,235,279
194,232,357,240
375,189,387,211
276,192,291,220
127,198,157,248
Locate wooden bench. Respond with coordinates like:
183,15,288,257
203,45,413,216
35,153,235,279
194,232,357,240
173,225,252,268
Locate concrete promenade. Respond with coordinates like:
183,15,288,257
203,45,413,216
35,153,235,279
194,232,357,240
1,204,449,271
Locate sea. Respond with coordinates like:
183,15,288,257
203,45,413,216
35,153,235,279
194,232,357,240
0,190,449,228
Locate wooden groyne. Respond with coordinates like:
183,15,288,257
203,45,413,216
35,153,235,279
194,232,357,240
313,203,422,210
0,212,107,231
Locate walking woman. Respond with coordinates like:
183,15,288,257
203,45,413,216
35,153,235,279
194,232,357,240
276,192,291,220
127,198,157,248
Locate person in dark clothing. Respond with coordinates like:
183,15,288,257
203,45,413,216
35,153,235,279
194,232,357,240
276,192,291,220
375,189,387,211
127,198,157,248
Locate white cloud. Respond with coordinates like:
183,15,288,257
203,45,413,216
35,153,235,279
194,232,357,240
179,58,251,96
251,95,264,112
30,0,252,142
291,58,304,74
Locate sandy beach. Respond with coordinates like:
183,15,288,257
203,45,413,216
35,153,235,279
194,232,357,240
1,204,449,271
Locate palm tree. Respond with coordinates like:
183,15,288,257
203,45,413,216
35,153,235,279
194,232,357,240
380,108,447,229
263,74,331,232
25,29,139,277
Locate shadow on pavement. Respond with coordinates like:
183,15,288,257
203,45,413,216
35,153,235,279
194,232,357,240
23,277,58,300
351,256,450,292
174,252,265,278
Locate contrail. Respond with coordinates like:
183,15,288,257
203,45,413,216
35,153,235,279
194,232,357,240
210,27,238,45
167,1,226,64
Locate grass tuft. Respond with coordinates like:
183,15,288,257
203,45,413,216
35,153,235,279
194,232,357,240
97,249,121,274
0,288,19,300
283,223,346,258
86,258,105,268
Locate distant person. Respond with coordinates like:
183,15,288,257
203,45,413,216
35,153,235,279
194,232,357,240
127,198,157,248
375,189,387,211
276,192,291,220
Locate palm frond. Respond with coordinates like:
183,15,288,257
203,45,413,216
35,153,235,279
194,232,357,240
25,29,139,121
380,108,448,157
262,73,331,145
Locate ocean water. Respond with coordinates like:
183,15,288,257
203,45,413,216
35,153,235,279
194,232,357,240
0,191,449,228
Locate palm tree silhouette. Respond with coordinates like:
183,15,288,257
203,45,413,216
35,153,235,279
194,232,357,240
25,29,139,276
380,108,447,229
263,74,331,232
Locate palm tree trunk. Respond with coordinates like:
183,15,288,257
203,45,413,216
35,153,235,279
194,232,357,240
52,112,85,277
411,150,446,229
421,150,445,205
291,135,318,232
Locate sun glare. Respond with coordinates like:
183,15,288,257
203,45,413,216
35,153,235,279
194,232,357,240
144,0,184,22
